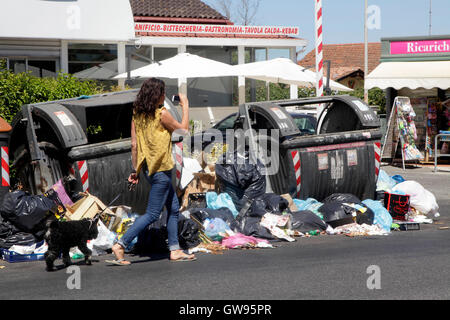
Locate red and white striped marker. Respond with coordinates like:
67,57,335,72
315,0,324,98
291,150,301,198
174,142,183,188
77,160,89,192
374,142,381,181
1,146,9,187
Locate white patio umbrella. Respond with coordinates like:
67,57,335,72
232,58,352,91
114,53,236,79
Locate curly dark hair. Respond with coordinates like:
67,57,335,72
133,78,165,117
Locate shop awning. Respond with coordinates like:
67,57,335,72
365,61,450,90
0,0,135,42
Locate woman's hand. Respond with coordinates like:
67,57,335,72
178,93,189,110
128,172,139,185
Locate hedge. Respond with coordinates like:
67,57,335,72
0,60,102,123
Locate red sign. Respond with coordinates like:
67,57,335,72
391,39,450,55
135,23,299,37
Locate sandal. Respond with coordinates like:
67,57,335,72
170,256,197,262
105,259,131,266
170,251,196,262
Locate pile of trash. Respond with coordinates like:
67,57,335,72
376,169,440,224
0,147,442,263
0,179,141,261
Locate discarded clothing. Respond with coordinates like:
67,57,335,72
222,233,271,249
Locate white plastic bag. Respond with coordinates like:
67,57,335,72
392,181,439,215
90,221,116,252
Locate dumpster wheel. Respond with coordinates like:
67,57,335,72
12,142,66,194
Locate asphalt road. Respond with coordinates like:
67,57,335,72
1,165,449,300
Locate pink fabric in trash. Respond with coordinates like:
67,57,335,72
221,233,268,249
51,179,73,206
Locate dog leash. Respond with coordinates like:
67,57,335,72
92,193,122,223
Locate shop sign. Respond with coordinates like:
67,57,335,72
391,39,450,55
135,23,299,36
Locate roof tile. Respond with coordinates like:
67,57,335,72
299,43,381,80
129,0,226,20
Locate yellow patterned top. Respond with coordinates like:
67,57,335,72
133,107,174,176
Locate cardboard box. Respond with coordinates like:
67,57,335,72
280,193,298,212
180,172,216,210
66,192,114,221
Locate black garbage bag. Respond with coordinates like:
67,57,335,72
318,201,355,228
0,232,37,249
216,150,266,211
0,220,21,239
318,201,374,228
248,193,289,217
189,208,237,230
0,191,57,233
237,216,276,240
290,210,328,233
323,193,362,204
178,218,201,250
135,220,168,254
134,212,200,254
355,206,374,225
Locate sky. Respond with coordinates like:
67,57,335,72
207,0,450,59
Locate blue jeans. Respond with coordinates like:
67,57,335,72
117,170,181,252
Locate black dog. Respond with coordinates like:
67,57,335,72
44,217,99,272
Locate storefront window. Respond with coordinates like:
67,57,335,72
9,59,26,73
68,44,117,74
124,45,152,88
28,60,56,78
153,47,177,62
0,58,56,77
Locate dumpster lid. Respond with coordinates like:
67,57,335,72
0,117,12,133
245,102,301,137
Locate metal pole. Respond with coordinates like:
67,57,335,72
364,0,369,103
315,0,324,115
429,0,432,35
325,60,331,95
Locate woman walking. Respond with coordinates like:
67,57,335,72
109,78,195,265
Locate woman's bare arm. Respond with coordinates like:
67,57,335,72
131,118,138,170
128,119,139,184
160,93,189,133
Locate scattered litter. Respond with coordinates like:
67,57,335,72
260,213,295,242
331,223,390,236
